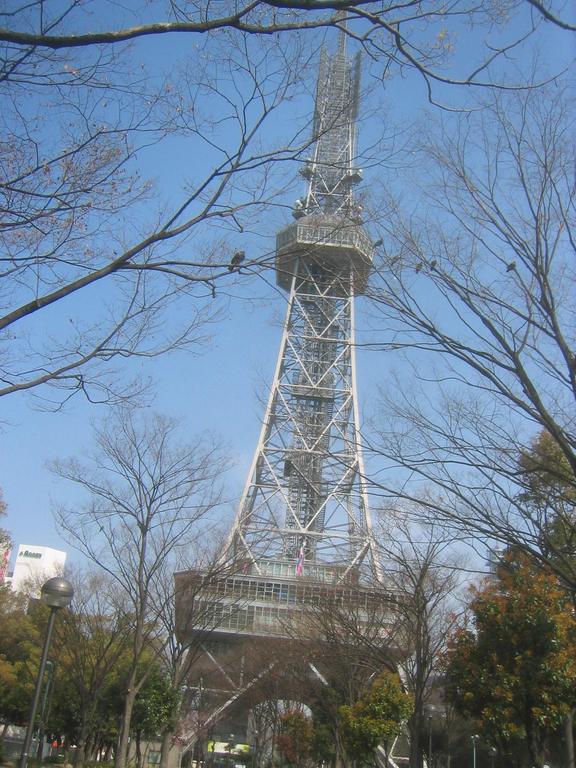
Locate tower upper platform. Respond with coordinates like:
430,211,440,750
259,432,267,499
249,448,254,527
275,213,373,293
275,33,374,294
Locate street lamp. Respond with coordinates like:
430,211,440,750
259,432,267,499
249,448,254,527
427,714,433,768
19,577,74,768
35,659,55,760
489,745,497,768
251,730,260,768
471,734,479,768
442,711,451,768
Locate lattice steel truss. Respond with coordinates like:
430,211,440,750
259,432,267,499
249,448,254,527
226,30,379,582
176,34,409,765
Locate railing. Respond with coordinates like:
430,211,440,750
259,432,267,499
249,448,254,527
277,220,372,261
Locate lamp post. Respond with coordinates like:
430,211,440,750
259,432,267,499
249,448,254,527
428,714,433,768
471,734,479,768
489,746,497,768
35,659,55,760
251,730,259,768
19,577,74,768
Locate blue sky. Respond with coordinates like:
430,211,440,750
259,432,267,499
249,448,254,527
1,2,573,570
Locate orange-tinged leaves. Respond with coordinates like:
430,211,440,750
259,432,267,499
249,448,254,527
445,551,576,748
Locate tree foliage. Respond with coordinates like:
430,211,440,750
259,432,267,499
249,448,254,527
444,551,576,767
0,577,181,763
132,666,180,740
276,709,315,767
340,671,413,766
519,430,576,572
0,588,39,727
43,570,134,762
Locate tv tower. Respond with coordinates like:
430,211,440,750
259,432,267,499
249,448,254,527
225,30,379,584
175,26,402,762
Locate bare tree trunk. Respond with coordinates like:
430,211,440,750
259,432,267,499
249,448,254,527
526,722,545,768
409,720,422,768
565,710,575,768
335,731,348,768
89,736,98,763
73,719,91,767
158,730,173,768
55,413,225,768
116,682,137,768
135,731,142,768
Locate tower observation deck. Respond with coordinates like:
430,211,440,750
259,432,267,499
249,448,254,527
276,36,372,295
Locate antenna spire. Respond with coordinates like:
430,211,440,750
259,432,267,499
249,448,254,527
336,10,347,55
293,18,363,222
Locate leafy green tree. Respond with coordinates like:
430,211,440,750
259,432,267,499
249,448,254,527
131,665,180,768
519,431,576,505
445,551,576,767
276,709,314,767
519,430,576,579
340,671,413,767
0,589,42,729
309,719,335,766
46,572,133,764
0,582,137,762
517,431,576,767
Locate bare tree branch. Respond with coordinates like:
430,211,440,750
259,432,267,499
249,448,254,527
365,80,576,591
52,409,228,768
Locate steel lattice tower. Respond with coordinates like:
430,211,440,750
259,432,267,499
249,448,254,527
225,31,379,586
174,30,407,761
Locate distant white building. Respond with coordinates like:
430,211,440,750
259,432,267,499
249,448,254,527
8,544,67,595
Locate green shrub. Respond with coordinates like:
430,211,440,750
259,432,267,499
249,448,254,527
80,762,114,768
